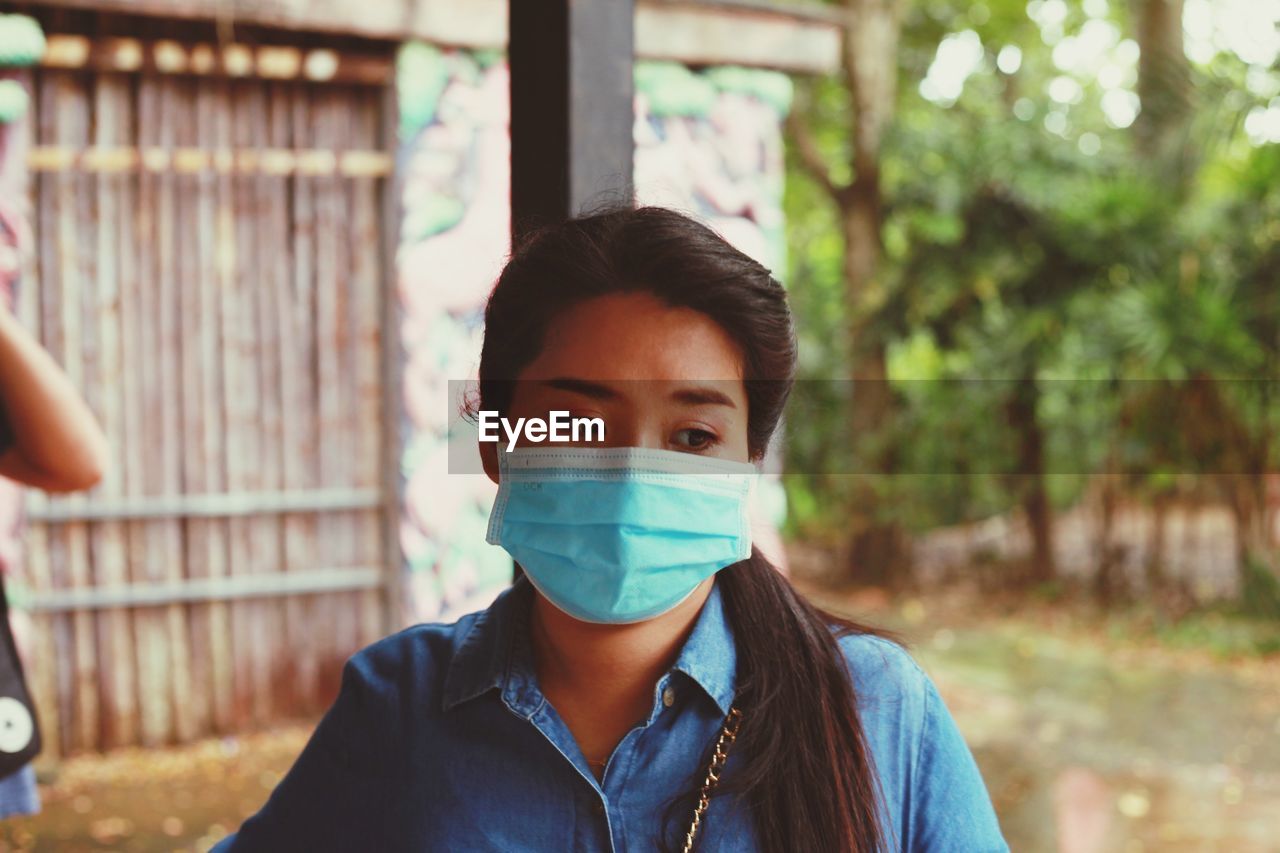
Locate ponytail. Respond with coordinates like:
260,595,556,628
664,551,889,852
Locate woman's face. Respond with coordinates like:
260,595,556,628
481,291,750,482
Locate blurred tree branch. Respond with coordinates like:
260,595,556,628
785,107,847,205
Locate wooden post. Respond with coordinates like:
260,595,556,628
508,0,635,240
378,76,405,637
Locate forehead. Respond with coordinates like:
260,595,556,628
520,292,745,383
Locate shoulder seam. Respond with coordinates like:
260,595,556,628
838,632,929,678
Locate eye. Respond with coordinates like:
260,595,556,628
672,428,720,453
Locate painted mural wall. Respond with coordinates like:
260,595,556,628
395,45,794,625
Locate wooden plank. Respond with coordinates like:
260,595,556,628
172,72,214,740
256,81,290,715
47,69,98,754
330,82,360,678
246,81,277,725
230,79,273,725
635,3,842,73
48,529,73,754
134,73,176,747
27,145,394,177
313,84,348,701
332,86,360,665
24,566,383,612
378,76,404,637
215,77,251,729
30,488,381,522
267,81,301,713
64,68,100,754
114,68,155,750
350,85,384,648
90,71,139,750
193,77,235,735
155,76,195,744
41,36,393,85
286,84,322,711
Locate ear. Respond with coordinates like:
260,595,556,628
479,439,500,485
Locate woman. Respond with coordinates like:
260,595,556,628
0,292,108,818
217,207,1007,851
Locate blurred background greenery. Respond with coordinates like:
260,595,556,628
782,0,1280,609
778,2,1280,849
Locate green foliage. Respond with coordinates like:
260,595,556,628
1151,608,1280,658
782,0,1280,594
1239,557,1280,621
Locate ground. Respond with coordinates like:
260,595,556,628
0,727,310,851
0,583,1276,852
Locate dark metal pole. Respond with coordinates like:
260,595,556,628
509,0,635,243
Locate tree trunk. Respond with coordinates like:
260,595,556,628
1147,492,1169,591
1181,374,1276,596
1006,376,1056,584
840,0,908,586
1133,0,1191,165
1230,474,1273,577
1095,475,1121,604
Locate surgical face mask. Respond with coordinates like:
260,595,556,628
486,447,755,624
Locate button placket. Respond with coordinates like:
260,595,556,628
648,674,677,724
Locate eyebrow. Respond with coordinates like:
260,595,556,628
539,378,737,409
540,377,621,400
670,386,737,409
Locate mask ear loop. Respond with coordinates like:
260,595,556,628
485,450,516,546
740,475,756,559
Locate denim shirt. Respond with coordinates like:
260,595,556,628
214,578,1008,852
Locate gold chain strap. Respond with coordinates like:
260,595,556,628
681,706,744,853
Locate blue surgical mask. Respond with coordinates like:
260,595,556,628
486,447,755,624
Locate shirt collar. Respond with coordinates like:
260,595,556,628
441,579,533,712
670,579,738,716
441,577,739,717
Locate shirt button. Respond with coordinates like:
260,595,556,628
662,686,676,708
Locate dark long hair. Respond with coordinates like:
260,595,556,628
478,206,887,852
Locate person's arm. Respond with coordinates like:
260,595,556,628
0,307,108,492
212,653,400,851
